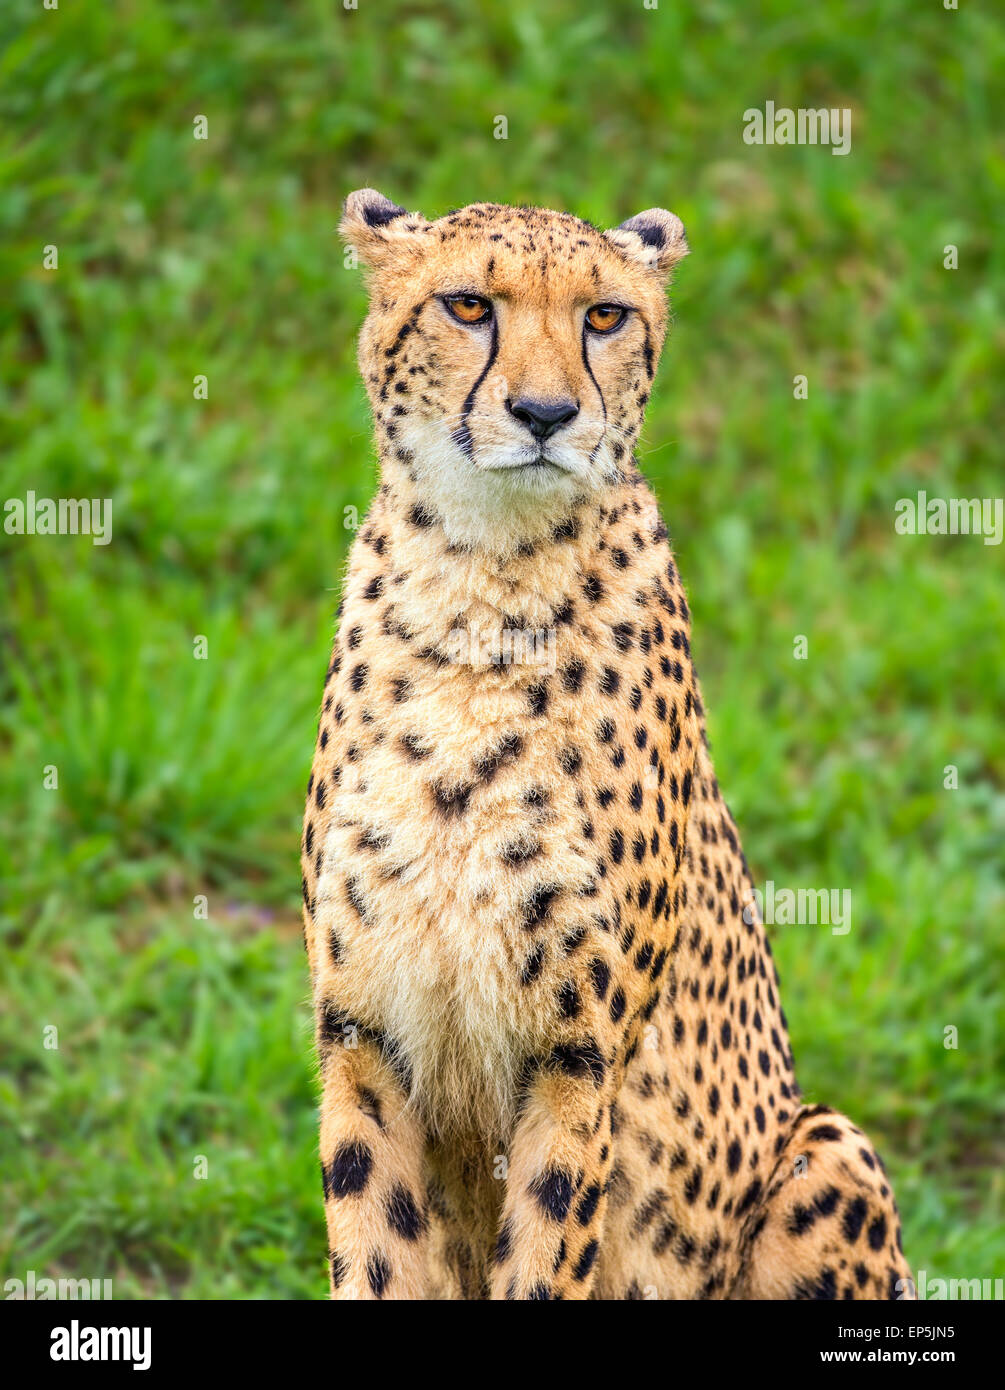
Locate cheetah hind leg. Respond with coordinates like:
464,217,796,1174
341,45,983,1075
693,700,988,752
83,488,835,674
730,1106,913,1301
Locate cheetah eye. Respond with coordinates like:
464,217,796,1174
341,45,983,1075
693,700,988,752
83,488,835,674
444,294,493,326
585,304,628,334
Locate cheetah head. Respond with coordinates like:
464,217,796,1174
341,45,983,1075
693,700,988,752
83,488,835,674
341,191,688,550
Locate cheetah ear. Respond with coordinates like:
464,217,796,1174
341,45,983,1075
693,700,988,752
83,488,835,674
604,208,689,277
340,188,428,270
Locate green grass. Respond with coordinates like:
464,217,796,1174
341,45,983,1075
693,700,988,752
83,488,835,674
1,0,1002,1297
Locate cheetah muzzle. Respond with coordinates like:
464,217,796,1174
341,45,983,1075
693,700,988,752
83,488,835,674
301,190,913,1301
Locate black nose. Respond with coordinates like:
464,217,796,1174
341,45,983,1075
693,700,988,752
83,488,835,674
508,396,580,440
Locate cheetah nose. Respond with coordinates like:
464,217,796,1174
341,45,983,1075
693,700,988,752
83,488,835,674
507,396,580,440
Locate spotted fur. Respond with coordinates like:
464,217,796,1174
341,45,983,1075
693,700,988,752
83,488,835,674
301,192,912,1300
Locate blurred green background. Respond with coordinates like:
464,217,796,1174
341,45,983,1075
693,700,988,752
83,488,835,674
1,0,1002,1298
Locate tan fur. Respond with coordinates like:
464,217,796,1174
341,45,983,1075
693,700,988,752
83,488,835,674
302,194,912,1300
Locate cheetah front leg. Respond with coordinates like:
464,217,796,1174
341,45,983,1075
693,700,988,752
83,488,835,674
489,1050,615,1301
316,1005,430,1299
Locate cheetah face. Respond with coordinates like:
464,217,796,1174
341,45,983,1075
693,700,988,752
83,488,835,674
342,191,688,549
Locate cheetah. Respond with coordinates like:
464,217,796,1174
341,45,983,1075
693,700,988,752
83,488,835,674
300,189,912,1300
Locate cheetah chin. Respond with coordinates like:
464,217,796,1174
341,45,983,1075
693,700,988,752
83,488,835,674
300,190,913,1301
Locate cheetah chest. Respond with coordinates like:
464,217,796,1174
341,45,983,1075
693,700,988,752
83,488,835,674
314,668,601,1132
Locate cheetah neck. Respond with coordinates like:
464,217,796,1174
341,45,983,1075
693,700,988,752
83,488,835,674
367,458,621,643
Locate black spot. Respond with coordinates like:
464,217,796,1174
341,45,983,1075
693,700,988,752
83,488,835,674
531,1168,575,1222
599,666,620,697
684,1166,703,1204
794,1267,837,1300
474,732,523,782
552,596,575,626
501,839,542,867
631,218,667,250
400,732,430,760
572,1238,599,1280
557,980,581,1018
867,1214,888,1251
432,780,473,817
843,1196,868,1244
562,659,585,693
726,1139,742,1175
550,1038,605,1086
345,876,369,921
576,1183,602,1225
674,1233,696,1265
367,1253,391,1297
386,1184,425,1240
523,884,560,929
815,1186,840,1217
494,1218,514,1264
559,746,583,776
634,940,654,973
589,957,610,999
521,943,546,985
736,1178,762,1216
789,1203,816,1236
527,682,549,716
361,196,407,228
808,1124,843,1142
323,1141,373,1198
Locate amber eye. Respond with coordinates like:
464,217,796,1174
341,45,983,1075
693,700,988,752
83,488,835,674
445,294,493,325
586,303,627,333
